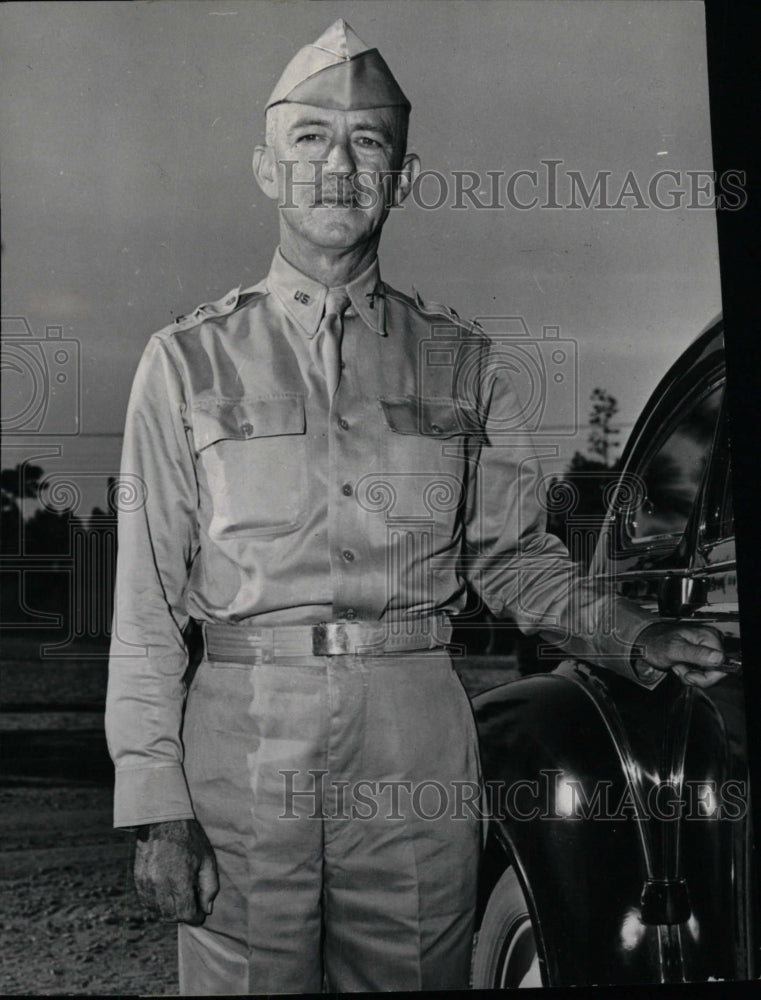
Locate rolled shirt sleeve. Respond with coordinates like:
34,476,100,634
461,346,667,687
105,334,200,827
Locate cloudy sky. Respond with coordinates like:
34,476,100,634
1,0,721,516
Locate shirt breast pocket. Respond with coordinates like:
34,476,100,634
377,396,483,527
380,396,482,462
192,395,307,539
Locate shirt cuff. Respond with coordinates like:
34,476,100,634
625,616,671,689
568,598,673,688
113,763,195,828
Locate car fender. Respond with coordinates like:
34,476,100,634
473,662,744,985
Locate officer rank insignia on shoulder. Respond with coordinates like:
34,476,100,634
407,287,484,338
161,284,266,337
170,288,242,331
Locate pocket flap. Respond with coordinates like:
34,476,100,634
380,396,483,439
192,396,305,451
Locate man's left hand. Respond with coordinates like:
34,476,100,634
634,622,729,688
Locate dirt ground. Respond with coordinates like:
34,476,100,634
0,784,177,996
1,648,179,995
0,643,516,996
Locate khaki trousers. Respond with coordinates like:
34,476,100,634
178,650,482,994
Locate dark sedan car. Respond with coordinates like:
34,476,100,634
471,319,755,987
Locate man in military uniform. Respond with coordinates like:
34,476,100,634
106,19,728,995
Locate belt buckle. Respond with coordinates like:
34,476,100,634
312,621,351,656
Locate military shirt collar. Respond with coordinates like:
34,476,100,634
266,249,386,338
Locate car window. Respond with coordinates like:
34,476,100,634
627,383,723,544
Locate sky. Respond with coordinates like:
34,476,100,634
1,0,722,517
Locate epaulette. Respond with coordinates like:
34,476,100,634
169,286,242,333
385,285,484,338
160,284,266,336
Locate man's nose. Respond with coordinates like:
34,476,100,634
324,138,356,176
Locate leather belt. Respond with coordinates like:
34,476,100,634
202,615,452,662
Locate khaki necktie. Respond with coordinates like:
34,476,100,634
317,287,351,398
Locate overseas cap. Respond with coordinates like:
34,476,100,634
265,19,410,112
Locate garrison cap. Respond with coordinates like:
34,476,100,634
265,18,410,112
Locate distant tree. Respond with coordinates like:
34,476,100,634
86,477,119,640
23,506,83,556
1,463,45,513
587,387,620,467
90,476,119,520
1,463,46,554
520,390,624,674
544,389,623,550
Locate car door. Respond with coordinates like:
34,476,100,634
593,338,727,623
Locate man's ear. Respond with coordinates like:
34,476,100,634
252,145,280,201
393,152,421,206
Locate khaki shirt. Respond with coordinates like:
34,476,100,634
106,250,659,827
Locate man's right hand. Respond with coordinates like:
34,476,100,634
133,818,219,925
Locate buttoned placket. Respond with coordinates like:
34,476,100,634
264,251,387,621
327,305,367,620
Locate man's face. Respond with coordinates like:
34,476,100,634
256,103,411,253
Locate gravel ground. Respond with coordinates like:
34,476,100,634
0,786,177,996
2,651,177,995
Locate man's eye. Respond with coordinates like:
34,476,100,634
355,136,382,148
295,134,325,144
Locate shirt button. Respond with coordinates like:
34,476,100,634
338,417,349,430
344,608,357,620
342,549,355,562
240,422,254,436
341,483,353,497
